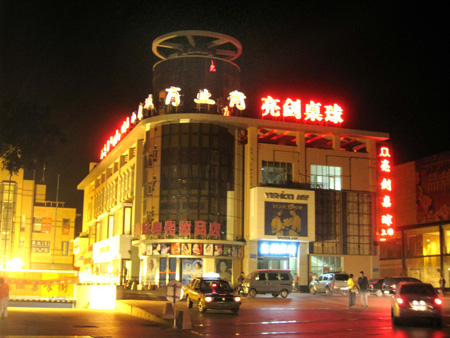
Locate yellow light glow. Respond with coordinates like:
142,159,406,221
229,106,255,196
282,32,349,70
8,258,24,270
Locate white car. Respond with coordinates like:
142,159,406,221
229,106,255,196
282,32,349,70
310,273,349,295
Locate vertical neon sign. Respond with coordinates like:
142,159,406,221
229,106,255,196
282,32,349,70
377,144,394,241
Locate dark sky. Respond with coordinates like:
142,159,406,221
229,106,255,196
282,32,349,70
1,1,449,216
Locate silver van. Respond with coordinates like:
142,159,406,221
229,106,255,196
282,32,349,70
242,269,293,298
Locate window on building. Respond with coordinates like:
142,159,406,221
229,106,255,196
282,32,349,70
62,218,70,234
33,217,42,233
123,207,132,235
311,165,341,190
108,215,114,238
261,161,292,185
61,241,69,256
310,255,343,278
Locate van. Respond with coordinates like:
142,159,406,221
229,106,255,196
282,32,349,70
242,269,293,298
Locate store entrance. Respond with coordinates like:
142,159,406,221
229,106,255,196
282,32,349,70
258,257,290,270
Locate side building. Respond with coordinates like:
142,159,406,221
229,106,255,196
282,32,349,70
380,151,450,288
0,166,77,270
76,30,390,291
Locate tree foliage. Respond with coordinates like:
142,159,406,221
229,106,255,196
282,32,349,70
0,99,66,175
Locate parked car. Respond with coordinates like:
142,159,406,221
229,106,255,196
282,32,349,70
368,278,384,297
184,277,242,313
391,282,443,327
242,269,293,298
309,272,349,295
382,276,422,295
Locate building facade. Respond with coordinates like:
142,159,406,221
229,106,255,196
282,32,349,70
380,151,450,287
0,166,77,270
77,31,390,291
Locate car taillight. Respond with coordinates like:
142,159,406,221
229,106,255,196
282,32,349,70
434,298,443,305
333,282,336,287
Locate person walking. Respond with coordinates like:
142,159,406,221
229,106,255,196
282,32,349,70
236,272,245,294
358,271,369,307
347,274,356,307
294,274,299,292
0,277,9,320
439,275,446,295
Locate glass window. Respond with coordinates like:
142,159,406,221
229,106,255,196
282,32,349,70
310,165,342,190
405,226,440,257
261,161,292,185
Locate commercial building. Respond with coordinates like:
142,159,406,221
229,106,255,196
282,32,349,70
380,151,450,287
77,31,390,291
0,166,77,270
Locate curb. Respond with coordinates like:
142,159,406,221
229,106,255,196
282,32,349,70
115,300,169,325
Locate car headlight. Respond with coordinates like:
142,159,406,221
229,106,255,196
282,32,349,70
205,296,213,302
234,296,241,302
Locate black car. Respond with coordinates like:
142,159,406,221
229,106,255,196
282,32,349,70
391,282,443,327
184,277,242,313
368,278,384,297
382,276,422,295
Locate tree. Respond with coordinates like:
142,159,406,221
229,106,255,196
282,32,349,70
0,98,66,175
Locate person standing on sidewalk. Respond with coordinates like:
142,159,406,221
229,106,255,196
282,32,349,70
294,274,299,292
347,274,356,307
439,275,446,295
358,271,369,307
0,277,9,320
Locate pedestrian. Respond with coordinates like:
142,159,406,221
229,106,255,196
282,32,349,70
294,274,299,292
358,271,369,307
236,272,245,294
347,274,356,307
439,275,446,295
0,277,9,320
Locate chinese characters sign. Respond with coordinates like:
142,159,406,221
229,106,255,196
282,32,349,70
377,144,394,241
260,96,344,125
134,220,222,238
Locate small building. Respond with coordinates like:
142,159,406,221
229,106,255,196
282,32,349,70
0,166,77,270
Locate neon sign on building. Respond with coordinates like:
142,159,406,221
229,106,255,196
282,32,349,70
377,144,394,241
260,96,344,125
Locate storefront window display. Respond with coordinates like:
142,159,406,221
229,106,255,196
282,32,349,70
442,224,450,254
310,255,343,279
216,259,232,282
405,256,440,286
404,226,440,257
182,258,203,285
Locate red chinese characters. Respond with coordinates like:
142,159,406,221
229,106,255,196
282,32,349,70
377,145,394,241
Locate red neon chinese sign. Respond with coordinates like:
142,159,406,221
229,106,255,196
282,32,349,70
377,144,394,241
261,96,344,125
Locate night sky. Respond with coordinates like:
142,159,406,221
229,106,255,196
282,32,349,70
1,1,449,222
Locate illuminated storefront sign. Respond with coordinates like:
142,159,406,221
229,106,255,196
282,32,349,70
260,96,343,125
377,144,394,241
258,241,298,257
100,102,145,159
134,220,222,238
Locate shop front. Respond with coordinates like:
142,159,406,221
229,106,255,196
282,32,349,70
138,240,245,288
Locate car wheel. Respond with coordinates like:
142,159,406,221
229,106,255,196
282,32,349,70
391,309,400,326
310,286,316,295
376,290,383,297
272,293,279,297
280,290,289,298
342,289,348,296
248,289,257,298
231,308,239,314
198,300,207,313
435,317,442,328
186,295,193,308
325,287,333,296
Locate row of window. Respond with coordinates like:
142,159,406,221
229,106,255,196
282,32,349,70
93,166,135,217
261,163,342,190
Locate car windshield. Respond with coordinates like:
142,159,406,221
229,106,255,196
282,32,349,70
335,274,349,281
400,284,435,295
200,280,233,293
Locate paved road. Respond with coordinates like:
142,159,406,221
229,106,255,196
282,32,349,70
1,293,449,337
